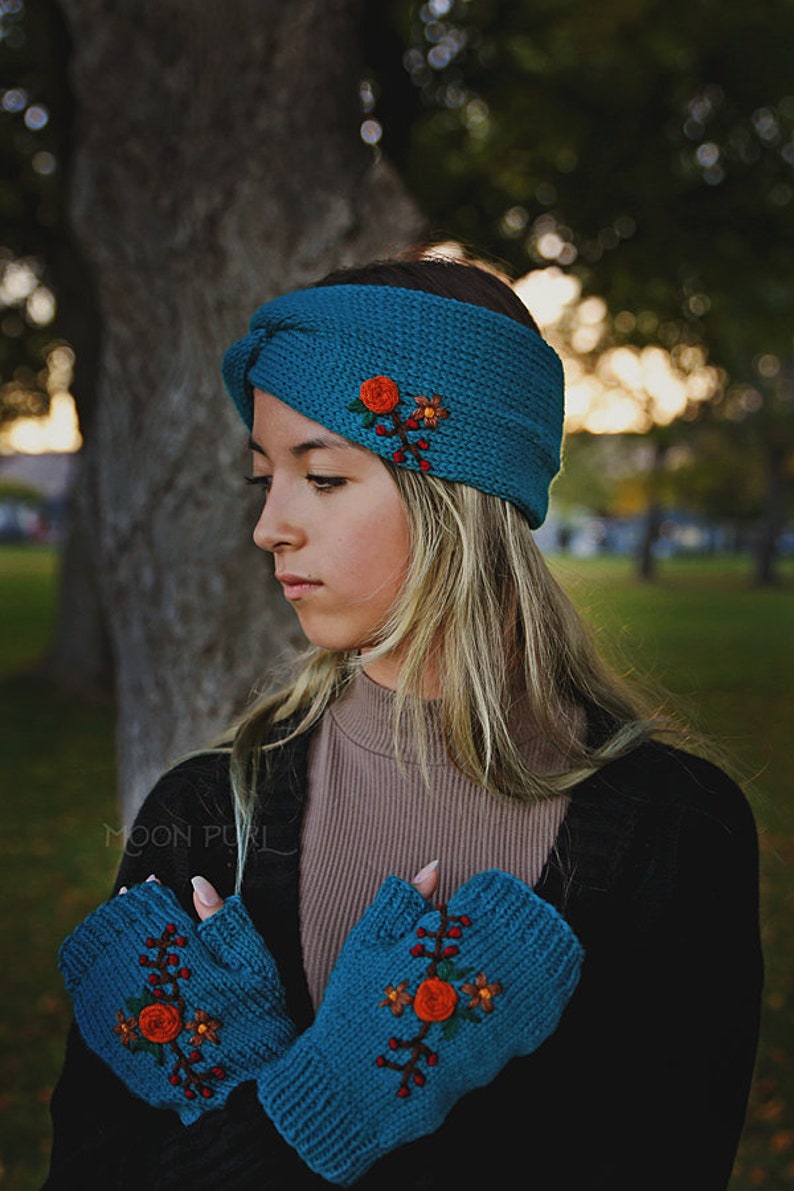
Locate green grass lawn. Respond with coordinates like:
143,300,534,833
2,545,792,1189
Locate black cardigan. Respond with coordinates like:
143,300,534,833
43,735,763,1190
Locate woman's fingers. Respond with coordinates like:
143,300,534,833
191,875,225,922
411,859,439,900
125,866,437,920
118,873,158,896
116,873,224,925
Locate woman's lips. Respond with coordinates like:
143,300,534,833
275,573,322,600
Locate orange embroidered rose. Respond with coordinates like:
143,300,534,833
138,1002,183,1044
413,977,458,1023
360,376,400,414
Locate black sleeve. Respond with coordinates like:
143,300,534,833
42,755,328,1191
623,752,764,1188
409,746,764,1191
566,748,763,1190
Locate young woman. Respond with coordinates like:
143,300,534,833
46,253,763,1190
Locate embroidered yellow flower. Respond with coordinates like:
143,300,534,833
461,971,502,1013
412,393,449,429
113,1010,140,1047
185,1008,222,1046
378,981,413,1016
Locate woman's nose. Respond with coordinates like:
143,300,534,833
252,485,304,553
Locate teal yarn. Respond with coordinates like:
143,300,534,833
259,869,584,1186
58,882,296,1125
221,284,565,528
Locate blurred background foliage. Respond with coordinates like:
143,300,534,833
0,0,792,576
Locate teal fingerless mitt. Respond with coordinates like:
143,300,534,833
58,882,297,1124
258,869,584,1185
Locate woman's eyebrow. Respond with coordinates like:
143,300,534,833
291,435,353,456
248,434,360,457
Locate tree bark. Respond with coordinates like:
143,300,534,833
636,438,667,582
57,0,425,824
753,443,785,587
41,450,114,699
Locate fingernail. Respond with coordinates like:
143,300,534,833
191,875,222,907
411,859,439,884
146,873,158,883
118,886,128,895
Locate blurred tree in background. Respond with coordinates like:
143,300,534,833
369,0,794,580
2,0,423,822
4,0,793,582
0,0,68,423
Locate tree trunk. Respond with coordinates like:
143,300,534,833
58,0,425,824
41,451,114,699
753,443,785,586
637,499,662,581
636,439,667,581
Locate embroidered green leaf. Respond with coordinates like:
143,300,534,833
441,1014,461,1041
362,411,377,429
347,398,367,413
136,1037,165,1065
436,960,472,982
125,991,153,1016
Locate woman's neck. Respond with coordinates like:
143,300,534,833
360,651,441,698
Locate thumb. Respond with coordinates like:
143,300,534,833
411,859,439,900
191,875,225,922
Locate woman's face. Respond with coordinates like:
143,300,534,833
250,389,411,685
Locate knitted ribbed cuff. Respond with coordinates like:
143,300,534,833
259,1036,385,1187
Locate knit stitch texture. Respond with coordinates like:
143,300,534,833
258,868,584,1185
58,882,296,1124
221,284,565,527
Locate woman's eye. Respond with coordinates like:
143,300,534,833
307,474,346,493
245,474,272,496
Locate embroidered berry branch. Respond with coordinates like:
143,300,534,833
113,919,226,1102
347,376,449,472
375,904,503,1098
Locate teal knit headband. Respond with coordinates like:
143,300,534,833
221,283,565,527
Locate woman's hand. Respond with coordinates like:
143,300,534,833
59,882,297,1124
257,868,585,1186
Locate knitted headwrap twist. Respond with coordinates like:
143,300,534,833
222,284,565,527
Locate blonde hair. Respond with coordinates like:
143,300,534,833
225,467,670,890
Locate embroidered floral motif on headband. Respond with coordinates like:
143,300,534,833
112,920,226,1102
348,376,449,472
375,903,503,1098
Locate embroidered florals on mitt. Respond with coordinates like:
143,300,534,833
58,881,297,1125
257,869,584,1186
